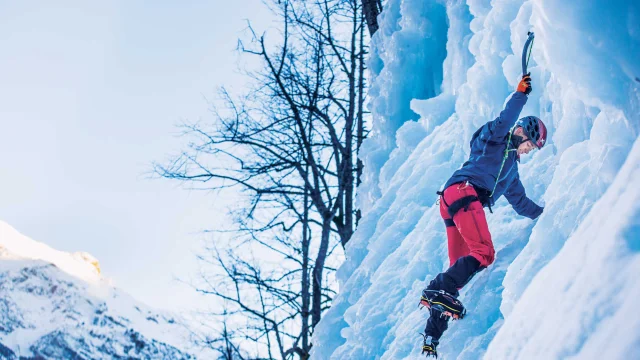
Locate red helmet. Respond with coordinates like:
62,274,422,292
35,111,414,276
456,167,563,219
518,116,547,149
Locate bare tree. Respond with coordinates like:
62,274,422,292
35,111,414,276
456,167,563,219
155,0,369,358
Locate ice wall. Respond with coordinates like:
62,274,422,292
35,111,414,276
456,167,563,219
313,0,639,359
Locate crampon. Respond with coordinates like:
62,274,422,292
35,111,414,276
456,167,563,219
419,289,466,320
421,334,438,358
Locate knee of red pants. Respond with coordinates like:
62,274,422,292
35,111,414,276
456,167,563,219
470,249,495,267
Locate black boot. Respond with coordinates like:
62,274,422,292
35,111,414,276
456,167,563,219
420,289,466,319
420,255,482,319
421,334,439,358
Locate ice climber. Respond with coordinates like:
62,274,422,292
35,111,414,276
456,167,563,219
420,73,547,357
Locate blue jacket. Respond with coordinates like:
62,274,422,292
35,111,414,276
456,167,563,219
444,92,543,220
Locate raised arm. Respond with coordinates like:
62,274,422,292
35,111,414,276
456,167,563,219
486,75,532,139
487,92,528,138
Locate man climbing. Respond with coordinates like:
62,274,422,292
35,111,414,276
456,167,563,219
420,72,548,357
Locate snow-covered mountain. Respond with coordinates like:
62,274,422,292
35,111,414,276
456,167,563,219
0,221,198,359
313,0,639,359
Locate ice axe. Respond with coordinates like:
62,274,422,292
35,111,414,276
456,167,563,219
522,31,535,76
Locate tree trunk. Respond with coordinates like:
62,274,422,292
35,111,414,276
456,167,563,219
342,2,359,248
356,8,366,227
361,0,381,36
301,165,311,356
311,216,332,327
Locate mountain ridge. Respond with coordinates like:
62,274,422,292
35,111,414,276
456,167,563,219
0,221,198,359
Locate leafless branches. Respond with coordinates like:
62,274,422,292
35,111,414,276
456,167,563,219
154,0,370,359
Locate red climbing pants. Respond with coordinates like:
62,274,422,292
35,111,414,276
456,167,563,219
439,182,495,267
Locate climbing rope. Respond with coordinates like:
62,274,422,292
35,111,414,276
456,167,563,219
489,127,518,198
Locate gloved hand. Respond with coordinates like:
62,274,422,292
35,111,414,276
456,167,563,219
517,73,532,95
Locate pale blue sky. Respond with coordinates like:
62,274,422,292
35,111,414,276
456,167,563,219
0,1,274,311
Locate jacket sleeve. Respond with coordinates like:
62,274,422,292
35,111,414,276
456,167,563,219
504,174,543,219
485,92,528,140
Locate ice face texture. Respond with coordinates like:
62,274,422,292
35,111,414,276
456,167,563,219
312,0,640,359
